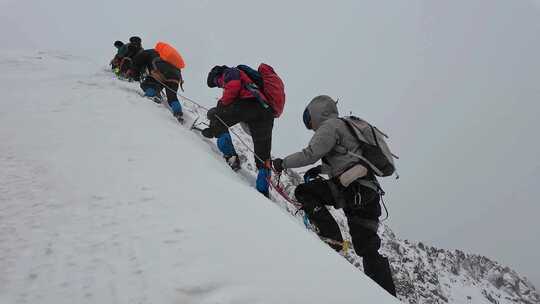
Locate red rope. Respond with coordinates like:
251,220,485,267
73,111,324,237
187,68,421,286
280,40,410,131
268,171,302,208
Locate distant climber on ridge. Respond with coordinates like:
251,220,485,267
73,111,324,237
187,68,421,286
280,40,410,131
111,36,143,77
127,41,185,123
110,40,124,73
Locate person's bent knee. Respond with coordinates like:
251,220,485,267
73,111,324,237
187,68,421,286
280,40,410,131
351,233,381,257
294,184,309,202
216,133,236,157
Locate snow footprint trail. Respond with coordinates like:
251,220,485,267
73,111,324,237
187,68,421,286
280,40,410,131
0,57,175,303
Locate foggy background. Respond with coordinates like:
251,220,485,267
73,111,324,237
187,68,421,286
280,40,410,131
1,0,539,287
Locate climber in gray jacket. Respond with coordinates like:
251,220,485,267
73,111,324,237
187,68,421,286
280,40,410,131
272,95,397,297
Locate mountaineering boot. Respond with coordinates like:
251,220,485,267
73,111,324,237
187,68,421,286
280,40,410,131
201,128,214,138
225,154,241,171
362,253,397,297
301,213,345,251
174,111,184,124
304,206,344,252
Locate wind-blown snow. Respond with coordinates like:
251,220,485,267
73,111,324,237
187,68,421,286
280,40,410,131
0,51,399,303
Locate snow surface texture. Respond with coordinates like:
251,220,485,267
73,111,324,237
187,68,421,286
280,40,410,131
1,51,538,304
380,229,540,304
0,51,399,303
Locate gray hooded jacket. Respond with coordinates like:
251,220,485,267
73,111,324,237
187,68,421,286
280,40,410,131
282,95,369,179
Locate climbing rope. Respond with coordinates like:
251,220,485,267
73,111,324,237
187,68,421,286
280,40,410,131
146,76,301,206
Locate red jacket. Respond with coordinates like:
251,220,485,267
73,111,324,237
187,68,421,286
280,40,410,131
217,67,267,106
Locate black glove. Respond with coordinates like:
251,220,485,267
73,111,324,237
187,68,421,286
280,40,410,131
304,165,322,183
272,158,284,173
206,107,218,120
201,128,214,138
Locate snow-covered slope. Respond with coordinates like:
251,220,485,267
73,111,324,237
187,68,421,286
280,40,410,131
2,50,538,304
0,51,400,303
380,228,540,304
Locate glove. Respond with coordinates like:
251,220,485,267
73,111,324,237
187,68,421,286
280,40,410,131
201,128,214,138
303,165,322,183
206,107,218,120
272,158,284,173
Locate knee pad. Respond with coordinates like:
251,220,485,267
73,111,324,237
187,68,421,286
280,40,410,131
169,100,182,115
217,133,236,158
256,168,271,194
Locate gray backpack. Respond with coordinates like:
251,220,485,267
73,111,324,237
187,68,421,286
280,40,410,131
340,116,398,177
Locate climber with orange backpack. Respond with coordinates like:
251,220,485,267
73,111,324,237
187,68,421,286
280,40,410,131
128,41,186,123
201,64,285,197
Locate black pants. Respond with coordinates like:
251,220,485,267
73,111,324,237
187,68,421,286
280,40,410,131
295,178,381,255
140,76,179,103
295,178,396,296
209,98,274,169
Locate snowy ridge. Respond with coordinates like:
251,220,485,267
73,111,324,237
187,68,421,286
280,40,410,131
187,76,540,303
1,50,537,304
258,152,540,304
379,228,540,304
120,54,540,304
0,51,400,303
230,131,540,304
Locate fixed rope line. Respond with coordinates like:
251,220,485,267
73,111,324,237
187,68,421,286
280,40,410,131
135,75,387,225
150,77,268,166
151,78,303,203
136,75,305,210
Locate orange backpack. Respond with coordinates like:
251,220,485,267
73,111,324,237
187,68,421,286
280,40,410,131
154,42,185,70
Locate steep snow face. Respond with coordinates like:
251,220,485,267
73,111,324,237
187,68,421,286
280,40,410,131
0,51,400,303
2,50,538,304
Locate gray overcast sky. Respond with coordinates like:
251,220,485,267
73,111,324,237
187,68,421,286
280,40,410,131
1,0,539,287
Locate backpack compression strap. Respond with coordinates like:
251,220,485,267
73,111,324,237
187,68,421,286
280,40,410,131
150,57,181,85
